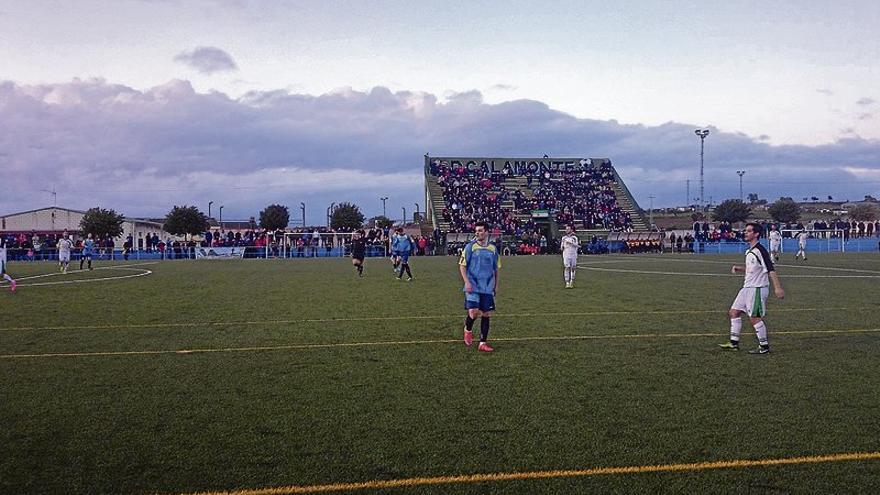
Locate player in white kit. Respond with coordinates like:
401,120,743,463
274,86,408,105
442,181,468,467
57,231,73,274
561,225,580,289
1,244,16,292
768,225,782,262
794,230,809,261
719,223,785,354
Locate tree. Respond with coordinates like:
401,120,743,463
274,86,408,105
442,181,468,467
747,193,759,204
711,199,751,224
330,202,365,231
865,195,878,202
259,204,290,231
368,215,394,229
163,205,208,239
80,207,125,239
768,198,802,224
849,203,879,222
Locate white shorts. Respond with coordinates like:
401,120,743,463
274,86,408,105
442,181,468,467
59,253,70,263
731,287,769,318
563,255,578,268
770,241,780,252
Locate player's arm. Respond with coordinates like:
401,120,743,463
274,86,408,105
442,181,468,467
769,271,785,299
731,265,745,274
459,247,472,293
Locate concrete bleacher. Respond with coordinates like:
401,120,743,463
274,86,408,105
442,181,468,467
424,156,649,240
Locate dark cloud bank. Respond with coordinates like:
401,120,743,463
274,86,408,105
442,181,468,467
0,78,877,222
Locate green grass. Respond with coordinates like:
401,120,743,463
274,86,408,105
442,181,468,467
1,253,879,494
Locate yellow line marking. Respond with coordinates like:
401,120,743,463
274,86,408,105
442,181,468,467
2,328,878,360
178,451,880,495
0,307,854,332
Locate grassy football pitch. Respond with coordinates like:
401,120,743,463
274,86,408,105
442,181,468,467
1,253,879,494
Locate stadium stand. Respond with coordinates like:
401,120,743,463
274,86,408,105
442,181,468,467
424,157,648,247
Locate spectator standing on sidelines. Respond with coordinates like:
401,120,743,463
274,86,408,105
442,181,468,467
1,243,16,292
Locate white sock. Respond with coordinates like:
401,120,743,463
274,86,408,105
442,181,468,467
730,318,742,342
569,270,576,282
3,274,13,283
564,268,571,283
753,321,768,346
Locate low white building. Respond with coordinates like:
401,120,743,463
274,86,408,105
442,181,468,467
0,206,171,247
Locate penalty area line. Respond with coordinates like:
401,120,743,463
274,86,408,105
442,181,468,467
2,327,878,359
176,451,880,495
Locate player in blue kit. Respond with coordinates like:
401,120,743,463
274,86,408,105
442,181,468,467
390,230,401,274
459,222,500,352
395,228,414,281
80,233,95,270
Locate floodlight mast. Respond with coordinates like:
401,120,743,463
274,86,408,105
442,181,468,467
695,129,710,208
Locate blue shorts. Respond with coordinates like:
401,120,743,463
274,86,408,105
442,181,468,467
400,252,410,263
464,292,495,312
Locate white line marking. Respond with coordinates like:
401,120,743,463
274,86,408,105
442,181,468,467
0,262,157,288
575,265,880,278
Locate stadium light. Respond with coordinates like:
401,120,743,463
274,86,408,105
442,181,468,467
402,207,407,225
380,197,388,218
327,202,335,228
414,202,419,221
300,202,306,229
208,201,213,220
219,206,224,232
695,129,710,208
736,170,746,201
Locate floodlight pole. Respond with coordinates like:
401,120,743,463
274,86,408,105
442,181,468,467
736,170,746,201
219,206,224,232
208,201,213,220
648,195,655,229
414,203,420,221
380,197,388,218
300,202,306,229
402,207,407,225
695,129,710,209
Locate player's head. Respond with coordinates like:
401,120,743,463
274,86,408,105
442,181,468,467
744,222,763,240
474,222,489,241
566,224,575,235
88,233,93,239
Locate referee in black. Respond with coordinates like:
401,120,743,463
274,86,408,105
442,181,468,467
351,230,367,277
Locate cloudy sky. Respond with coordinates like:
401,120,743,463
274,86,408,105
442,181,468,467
1,0,878,224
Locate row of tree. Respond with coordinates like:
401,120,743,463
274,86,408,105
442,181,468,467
77,202,383,240
711,198,880,224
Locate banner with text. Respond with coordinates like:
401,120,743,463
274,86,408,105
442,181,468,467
195,247,246,259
